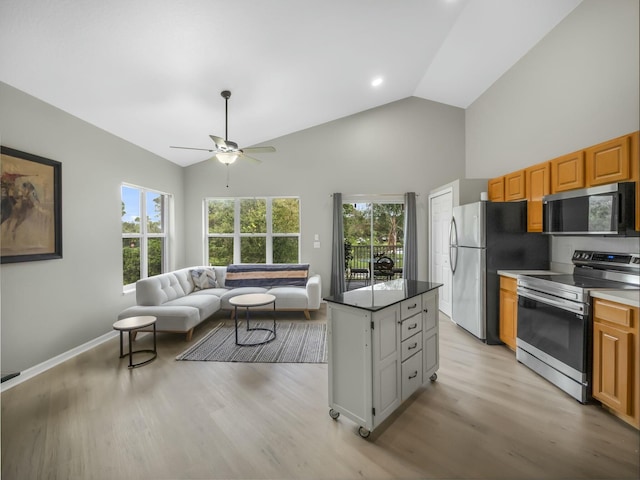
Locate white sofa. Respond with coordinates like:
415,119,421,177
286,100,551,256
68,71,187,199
118,265,322,341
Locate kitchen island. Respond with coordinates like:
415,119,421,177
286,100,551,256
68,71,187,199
324,279,442,437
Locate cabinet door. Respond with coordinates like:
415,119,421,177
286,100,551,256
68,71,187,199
488,176,505,202
593,321,631,415
372,307,400,427
505,170,526,201
422,291,439,380
551,151,585,193
586,135,631,186
526,162,550,232
423,329,438,380
499,288,517,351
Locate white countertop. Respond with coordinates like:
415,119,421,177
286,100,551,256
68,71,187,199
497,270,560,279
590,290,640,308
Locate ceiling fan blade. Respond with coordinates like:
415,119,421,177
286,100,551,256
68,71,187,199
170,145,215,152
239,153,263,165
209,135,229,149
241,146,276,154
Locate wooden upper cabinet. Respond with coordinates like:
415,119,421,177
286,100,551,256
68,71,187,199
526,162,550,232
488,176,505,202
504,170,526,201
630,131,639,231
586,134,632,186
551,150,585,193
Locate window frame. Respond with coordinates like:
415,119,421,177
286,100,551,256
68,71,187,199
121,183,171,290
205,196,301,265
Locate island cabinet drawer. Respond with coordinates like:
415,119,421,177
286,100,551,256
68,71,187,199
401,331,422,362
593,299,635,328
401,350,423,401
401,316,422,341
400,297,422,320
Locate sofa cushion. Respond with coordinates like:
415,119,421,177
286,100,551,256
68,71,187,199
190,267,217,290
225,264,309,288
137,272,189,306
164,294,221,320
118,305,202,332
266,286,309,309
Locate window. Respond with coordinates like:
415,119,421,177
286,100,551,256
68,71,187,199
206,197,300,265
122,184,170,287
343,196,405,290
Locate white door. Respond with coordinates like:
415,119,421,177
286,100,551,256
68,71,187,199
428,189,452,316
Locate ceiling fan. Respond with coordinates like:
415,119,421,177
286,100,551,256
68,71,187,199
170,90,276,165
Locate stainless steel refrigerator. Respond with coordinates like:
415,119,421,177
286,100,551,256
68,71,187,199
449,201,549,344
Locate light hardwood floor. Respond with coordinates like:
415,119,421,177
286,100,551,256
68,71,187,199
2,306,639,480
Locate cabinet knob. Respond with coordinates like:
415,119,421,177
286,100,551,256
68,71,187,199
423,308,428,313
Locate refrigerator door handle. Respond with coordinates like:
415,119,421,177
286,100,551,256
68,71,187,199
449,217,458,274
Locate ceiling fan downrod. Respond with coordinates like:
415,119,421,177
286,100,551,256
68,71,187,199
221,90,231,142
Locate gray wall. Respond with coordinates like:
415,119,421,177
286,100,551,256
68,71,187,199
466,0,639,178
466,0,640,264
184,96,467,295
0,82,186,373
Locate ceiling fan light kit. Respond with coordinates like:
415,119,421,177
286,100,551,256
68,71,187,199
169,89,276,169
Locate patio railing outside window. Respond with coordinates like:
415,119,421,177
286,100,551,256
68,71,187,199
345,244,403,289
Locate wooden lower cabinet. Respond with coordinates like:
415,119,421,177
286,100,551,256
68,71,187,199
499,276,518,350
592,298,639,429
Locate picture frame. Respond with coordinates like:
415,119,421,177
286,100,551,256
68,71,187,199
1,146,62,263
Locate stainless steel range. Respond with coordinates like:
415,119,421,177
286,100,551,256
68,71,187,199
516,250,640,403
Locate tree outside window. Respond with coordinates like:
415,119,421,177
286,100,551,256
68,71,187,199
122,185,170,287
206,197,300,265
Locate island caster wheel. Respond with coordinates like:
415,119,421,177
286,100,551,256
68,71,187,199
430,373,438,382
358,426,371,439
329,409,340,420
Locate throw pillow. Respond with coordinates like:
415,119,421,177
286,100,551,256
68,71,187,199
190,268,217,290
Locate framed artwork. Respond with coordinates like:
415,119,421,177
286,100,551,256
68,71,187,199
1,146,62,263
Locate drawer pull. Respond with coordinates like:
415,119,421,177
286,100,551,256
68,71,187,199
408,371,418,379
408,342,418,350
408,323,418,330
408,303,418,310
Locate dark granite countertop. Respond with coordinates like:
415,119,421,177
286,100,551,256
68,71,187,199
324,279,442,312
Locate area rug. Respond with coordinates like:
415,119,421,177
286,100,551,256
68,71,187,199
176,321,327,363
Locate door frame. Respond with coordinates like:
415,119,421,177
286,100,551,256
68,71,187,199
428,187,453,317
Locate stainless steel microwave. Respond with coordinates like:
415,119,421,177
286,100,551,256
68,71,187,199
543,182,638,236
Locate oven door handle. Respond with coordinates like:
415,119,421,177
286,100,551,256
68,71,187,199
517,287,585,315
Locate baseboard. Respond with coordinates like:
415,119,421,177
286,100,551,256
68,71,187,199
1,330,119,393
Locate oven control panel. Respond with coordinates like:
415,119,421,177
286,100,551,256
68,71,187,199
573,250,640,271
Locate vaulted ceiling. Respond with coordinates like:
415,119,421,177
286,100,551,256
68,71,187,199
0,0,582,166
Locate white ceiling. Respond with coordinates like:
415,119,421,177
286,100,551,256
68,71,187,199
0,0,582,167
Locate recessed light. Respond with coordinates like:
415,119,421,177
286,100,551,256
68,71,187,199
371,77,383,87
